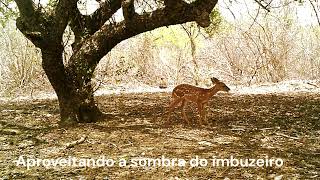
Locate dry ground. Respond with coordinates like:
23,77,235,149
0,92,319,179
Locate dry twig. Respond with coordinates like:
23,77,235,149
65,135,87,149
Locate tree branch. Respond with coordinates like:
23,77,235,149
68,0,218,69
90,0,122,30
13,0,36,17
122,0,136,24
69,0,122,50
14,0,44,47
253,0,270,12
164,0,186,8
55,0,79,35
309,0,320,26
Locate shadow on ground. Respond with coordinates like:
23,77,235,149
0,92,319,179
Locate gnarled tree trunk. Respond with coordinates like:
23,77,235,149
41,46,102,126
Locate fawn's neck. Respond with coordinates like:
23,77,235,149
208,84,220,97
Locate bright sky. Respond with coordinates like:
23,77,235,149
218,0,318,26
296,3,319,25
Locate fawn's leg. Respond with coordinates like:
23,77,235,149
196,103,204,125
166,98,183,123
181,99,190,125
202,103,209,124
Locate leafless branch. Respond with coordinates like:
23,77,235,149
65,135,87,149
309,0,320,26
253,0,270,12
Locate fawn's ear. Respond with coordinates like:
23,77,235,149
211,77,220,83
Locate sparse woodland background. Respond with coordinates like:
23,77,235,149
0,0,320,97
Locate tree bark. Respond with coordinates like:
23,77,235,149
41,48,102,126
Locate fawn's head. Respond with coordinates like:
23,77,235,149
211,77,230,92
